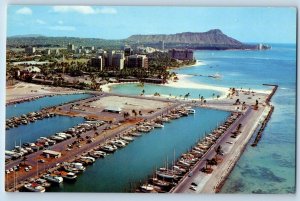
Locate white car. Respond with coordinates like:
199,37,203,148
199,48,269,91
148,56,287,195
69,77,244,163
226,141,233,144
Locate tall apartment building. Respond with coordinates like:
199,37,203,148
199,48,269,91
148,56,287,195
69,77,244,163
124,47,133,56
168,49,194,60
159,40,165,50
25,46,36,54
90,56,103,71
67,43,75,52
112,52,125,70
127,55,148,68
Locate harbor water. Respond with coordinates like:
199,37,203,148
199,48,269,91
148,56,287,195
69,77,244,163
6,115,85,150
49,108,229,192
6,93,92,119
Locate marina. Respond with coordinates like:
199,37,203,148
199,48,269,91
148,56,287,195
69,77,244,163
17,107,229,192
4,84,273,193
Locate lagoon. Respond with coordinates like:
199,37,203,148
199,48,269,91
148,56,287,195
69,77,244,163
109,83,222,99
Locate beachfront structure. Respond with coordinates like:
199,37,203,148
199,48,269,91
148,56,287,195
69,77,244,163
97,49,108,67
112,52,125,70
25,46,36,54
90,56,103,71
108,50,115,67
127,55,148,68
168,49,194,60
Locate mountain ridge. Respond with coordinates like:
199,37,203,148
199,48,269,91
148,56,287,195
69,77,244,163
7,29,267,50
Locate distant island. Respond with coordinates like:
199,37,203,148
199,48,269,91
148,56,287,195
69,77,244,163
7,29,270,50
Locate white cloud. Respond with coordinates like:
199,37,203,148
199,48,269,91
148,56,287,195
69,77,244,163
58,20,64,25
36,19,46,25
52,6,117,15
16,7,32,15
49,26,76,31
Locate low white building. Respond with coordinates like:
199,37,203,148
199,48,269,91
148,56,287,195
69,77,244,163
24,66,41,73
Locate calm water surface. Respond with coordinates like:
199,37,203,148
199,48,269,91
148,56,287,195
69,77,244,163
6,115,85,150
49,108,229,192
110,83,223,99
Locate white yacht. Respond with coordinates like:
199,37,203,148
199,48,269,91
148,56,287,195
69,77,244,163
62,172,77,181
43,174,63,184
187,109,196,114
24,183,46,192
153,123,164,128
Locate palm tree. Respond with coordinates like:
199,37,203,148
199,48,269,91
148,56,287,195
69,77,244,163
132,110,137,117
184,92,190,100
200,96,204,104
216,95,220,99
212,93,215,99
142,89,145,95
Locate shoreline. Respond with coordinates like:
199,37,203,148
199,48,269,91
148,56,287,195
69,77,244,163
167,59,205,70
101,73,271,101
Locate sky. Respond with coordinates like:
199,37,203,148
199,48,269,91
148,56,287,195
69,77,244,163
7,6,297,43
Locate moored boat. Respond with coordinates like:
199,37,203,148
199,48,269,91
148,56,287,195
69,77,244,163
24,183,46,192
43,174,63,184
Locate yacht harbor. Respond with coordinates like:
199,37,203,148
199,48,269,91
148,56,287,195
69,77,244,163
5,81,275,193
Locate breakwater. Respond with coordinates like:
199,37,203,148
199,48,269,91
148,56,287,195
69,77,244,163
251,106,274,147
262,84,278,105
6,92,87,106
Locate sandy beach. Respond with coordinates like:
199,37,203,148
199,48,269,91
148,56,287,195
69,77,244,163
6,82,81,103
